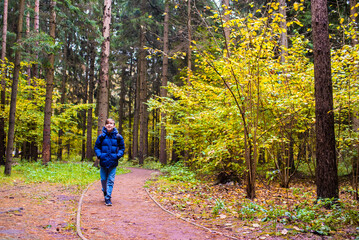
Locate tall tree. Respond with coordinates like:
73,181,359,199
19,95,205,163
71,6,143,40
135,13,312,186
138,23,148,165
33,0,39,78
159,1,169,165
86,40,96,160
57,41,68,161
4,0,25,175
311,0,339,200
42,0,57,165
0,0,9,166
118,66,126,135
279,0,288,63
97,0,112,135
222,0,230,48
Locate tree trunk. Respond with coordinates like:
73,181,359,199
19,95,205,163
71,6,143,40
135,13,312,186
118,66,126,135
311,0,339,200
97,0,112,135
42,0,56,165
33,0,39,78
0,0,8,166
128,54,134,160
350,0,358,200
222,0,230,50
184,0,192,162
4,0,25,175
350,0,358,45
279,0,288,63
159,1,169,165
139,24,148,165
132,56,140,160
57,42,68,161
86,41,96,160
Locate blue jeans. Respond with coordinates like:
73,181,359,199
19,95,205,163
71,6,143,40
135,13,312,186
100,166,117,200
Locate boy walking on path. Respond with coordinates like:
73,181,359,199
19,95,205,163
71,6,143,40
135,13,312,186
94,118,125,206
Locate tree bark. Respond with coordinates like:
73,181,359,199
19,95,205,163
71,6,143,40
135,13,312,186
57,42,68,161
97,0,112,135
132,56,140,160
42,0,56,165
128,54,134,160
0,0,8,166
139,24,148,165
86,41,96,160
118,66,126,135
279,0,288,63
4,0,25,175
33,0,39,78
350,0,358,45
311,0,339,200
159,1,169,165
222,0,230,50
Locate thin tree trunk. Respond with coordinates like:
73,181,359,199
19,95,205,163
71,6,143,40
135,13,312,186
0,0,9,166
4,0,25,175
57,43,68,161
132,56,140,160
222,0,230,50
311,0,339,200
86,41,96,160
118,66,126,135
184,0,192,162
97,0,112,135
128,54,134,160
159,1,169,165
279,0,288,63
33,0,39,78
139,24,147,165
350,0,358,200
42,0,56,165
350,0,358,45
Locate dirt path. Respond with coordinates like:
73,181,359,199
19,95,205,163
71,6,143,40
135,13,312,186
79,167,230,240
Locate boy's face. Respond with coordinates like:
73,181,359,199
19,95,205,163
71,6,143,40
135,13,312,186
105,120,115,132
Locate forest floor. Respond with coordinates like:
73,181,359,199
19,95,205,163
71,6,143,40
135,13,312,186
0,167,358,239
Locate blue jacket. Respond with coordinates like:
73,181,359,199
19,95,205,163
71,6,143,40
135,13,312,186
94,127,125,169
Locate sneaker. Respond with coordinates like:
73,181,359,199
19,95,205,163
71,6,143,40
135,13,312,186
105,199,112,206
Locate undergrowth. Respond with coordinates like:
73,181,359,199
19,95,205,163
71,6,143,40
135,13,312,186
0,159,129,188
147,161,359,238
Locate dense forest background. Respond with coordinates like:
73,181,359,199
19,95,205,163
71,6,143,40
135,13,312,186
0,0,358,199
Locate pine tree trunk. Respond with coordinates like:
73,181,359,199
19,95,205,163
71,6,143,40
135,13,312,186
97,0,112,135
139,24,147,165
32,0,39,78
311,0,339,200
4,0,25,175
350,0,358,200
0,0,8,166
132,57,140,160
159,2,169,165
119,66,126,135
86,41,96,160
57,42,68,161
42,0,56,165
128,54,134,160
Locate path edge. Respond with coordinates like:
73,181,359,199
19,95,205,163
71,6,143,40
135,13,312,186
76,180,96,240
144,184,239,240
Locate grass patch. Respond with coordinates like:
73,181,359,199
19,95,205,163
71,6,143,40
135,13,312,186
0,160,129,188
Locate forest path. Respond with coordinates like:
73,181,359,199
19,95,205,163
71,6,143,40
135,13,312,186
78,167,230,240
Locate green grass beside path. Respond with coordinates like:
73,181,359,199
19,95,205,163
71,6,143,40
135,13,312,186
0,160,130,188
